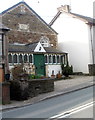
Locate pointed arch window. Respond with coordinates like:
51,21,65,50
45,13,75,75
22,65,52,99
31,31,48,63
57,55,60,63
29,55,32,63
45,55,48,63
49,55,52,63
40,36,50,47
24,54,27,63
8,54,12,63
13,54,17,63
53,55,56,63
19,54,23,63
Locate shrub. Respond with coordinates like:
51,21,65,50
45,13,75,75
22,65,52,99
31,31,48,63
29,74,35,79
61,64,73,77
12,64,26,80
10,80,29,100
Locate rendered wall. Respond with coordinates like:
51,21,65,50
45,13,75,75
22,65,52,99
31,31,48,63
46,64,62,77
52,13,90,73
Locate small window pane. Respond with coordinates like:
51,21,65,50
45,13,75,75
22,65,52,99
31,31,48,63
8,54,12,63
24,54,27,63
57,55,60,63
49,55,52,63
13,54,17,63
61,56,63,64
29,55,32,63
45,55,48,63
53,55,56,63
19,54,23,63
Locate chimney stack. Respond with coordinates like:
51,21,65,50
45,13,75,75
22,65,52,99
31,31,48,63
57,5,71,13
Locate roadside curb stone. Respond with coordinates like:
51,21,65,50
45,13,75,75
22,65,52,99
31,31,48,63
1,75,95,111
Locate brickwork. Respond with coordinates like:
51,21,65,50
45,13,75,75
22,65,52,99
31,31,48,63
0,68,4,82
2,3,57,48
2,82,10,104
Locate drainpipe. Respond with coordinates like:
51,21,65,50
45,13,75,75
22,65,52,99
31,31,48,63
89,25,94,64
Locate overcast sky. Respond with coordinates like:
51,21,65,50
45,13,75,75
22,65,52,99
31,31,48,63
0,0,94,23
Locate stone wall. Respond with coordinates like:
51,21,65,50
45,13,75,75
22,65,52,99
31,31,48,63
2,3,57,48
88,64,95,75
28,79,54,98
10,78,54,100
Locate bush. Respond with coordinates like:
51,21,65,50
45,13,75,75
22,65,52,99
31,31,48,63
10,80,29,100
12,64,26,80
61,64,73,77
28,74,44,79
29,74,35,79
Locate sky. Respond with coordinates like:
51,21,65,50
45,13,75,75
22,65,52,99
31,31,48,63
0,0,95,23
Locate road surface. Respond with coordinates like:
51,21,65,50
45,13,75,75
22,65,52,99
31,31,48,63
2,85,94,118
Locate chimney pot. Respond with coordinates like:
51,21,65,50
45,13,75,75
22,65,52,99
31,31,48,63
57,5,70,13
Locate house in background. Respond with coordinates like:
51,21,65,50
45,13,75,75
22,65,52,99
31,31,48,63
1,1,68,77
49,5,95,74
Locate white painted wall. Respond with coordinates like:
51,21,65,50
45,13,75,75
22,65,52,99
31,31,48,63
92,26,95,64
46,64,62,77
34,42,46,52
52,13,91,73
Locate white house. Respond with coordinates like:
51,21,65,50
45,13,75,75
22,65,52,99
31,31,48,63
49,5,95,74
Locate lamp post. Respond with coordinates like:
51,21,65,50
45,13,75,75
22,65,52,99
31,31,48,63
0,23,10,104
0,24,9,82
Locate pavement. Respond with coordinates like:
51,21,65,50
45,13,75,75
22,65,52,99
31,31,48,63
1,75,95,111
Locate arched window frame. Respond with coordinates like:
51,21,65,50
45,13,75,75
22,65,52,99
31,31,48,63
24,54,27,63
40,36,50,47
8,53,12,63
19,54,23,63
53,55,56,64
49,55,52,64
29,54,33,63
13,54,17,63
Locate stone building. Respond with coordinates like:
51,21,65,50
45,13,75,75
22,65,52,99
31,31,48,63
1,1,68,77
1,1,57,47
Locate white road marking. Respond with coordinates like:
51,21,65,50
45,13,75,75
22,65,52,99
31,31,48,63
50,101,95,119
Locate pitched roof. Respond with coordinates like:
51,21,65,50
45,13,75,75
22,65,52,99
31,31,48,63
0,23,10,31
49,11,95,26
1,1,57,34
9,42,39,53
8,42,66,54
8,43,33,53
44,47,67,54
68,12,95,25
25,42,38,51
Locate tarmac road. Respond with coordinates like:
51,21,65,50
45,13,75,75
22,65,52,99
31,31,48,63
2,85,94,119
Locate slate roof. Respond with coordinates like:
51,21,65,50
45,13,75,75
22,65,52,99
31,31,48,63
8,43,35,53
69,12,95,25
0,23,10,30
25,42,38,51
1,1,57,34
44,47,67,54
8,42,66,54
49,11,95,26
